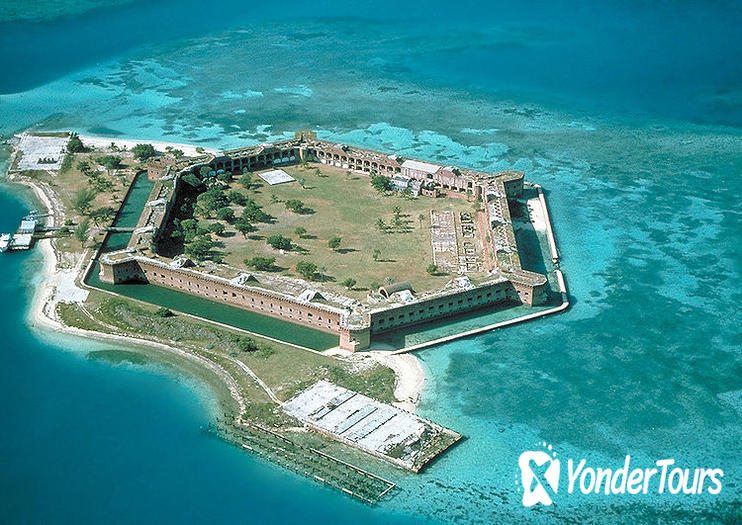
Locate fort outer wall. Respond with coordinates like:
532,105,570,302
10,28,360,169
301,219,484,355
98,254,354,342
204,135,524,200
97,254,547,351
368,279,523,334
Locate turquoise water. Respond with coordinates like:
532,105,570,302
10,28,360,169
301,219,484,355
1,1,741,523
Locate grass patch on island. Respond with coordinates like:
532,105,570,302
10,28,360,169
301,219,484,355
73,292,396,406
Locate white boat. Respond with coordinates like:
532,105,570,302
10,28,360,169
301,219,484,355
0,233,11,253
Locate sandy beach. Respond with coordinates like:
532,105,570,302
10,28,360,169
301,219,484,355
369,351,425,412
78,134,220,157
12,172,247,416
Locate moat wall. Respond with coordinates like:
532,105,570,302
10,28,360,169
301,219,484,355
369,280,517,334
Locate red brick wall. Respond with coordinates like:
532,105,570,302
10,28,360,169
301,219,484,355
137,260,343,335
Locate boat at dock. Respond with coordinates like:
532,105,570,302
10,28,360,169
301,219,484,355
1,212,39,253
9,234,33,251
0,233,11,253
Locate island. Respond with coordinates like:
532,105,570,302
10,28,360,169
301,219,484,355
4,130,567,505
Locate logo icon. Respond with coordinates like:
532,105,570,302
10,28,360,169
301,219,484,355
516,442,560,506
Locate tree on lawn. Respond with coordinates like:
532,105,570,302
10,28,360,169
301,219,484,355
392,206,402,226
239,172,253,189
237,336,260,353
284,199,309,214
244,256,277,271
196,186,229,217
181,173,203,188
76,160,91,174
228,191,247,206
96,155,122,174
241,201,271,222
90,175,114,193
166,146,184,158
372,248,381,261
72,188,97,214
184,235,214,261
266,234,292,251
295,226,307,238
88,206,116,227
376,217,386,231
132,143,156,161
216,206,235,223
234,218,254,238
178,218,200,242
67,134,85,153
426,263,438,275
74,218,90,246
208,222,225,236
370,174,392,193
296,261,318,281
155,307,174,318
342,278,357,290
328,236,342,250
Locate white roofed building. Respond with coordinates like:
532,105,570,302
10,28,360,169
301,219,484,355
401,159,440,179
18,219,37,234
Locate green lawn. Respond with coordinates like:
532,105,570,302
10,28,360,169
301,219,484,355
212,164,482,299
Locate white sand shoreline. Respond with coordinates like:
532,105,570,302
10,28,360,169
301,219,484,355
369,351,425,413
10,174,246,414
77,134,220,157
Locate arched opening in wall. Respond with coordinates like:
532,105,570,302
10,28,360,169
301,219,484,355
378,282,413,299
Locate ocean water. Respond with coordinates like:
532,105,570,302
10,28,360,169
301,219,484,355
1,1,741,523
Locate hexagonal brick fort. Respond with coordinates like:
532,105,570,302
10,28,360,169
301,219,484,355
99,131,548,351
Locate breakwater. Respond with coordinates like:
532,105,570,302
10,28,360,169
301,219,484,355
215,419,396,505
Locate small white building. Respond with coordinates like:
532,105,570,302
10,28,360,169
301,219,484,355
258,169,296,185
401,159,440,180
391,174,412,191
